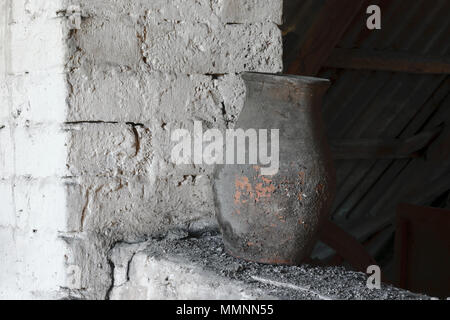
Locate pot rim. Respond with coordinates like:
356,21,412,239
241,72,330,90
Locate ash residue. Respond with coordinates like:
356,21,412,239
134,233,430,300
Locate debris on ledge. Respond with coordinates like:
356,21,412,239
108,234,429,300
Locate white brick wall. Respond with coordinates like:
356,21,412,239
0,0,71,299
0,0,283,299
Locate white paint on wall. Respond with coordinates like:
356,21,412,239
0,0,71,299
0,0,283,299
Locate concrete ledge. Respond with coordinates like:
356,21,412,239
109,235,430,300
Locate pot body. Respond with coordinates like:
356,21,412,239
214,72,336,265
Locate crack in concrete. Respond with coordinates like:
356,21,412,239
79,188,90,232
130,126,140,157
136,12,149,66
105,240,147,300
105,256,115,300
64,121,145,127
126,252,137,282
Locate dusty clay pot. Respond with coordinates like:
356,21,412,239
214,72,336,265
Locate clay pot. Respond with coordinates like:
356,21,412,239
214,72,336,265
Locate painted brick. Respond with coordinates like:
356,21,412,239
78,0,282,24
9,19,67,74
67,69,245,124
142,21,283,74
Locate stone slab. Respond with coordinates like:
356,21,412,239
110,235,431,300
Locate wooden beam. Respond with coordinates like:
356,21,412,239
320,220,377,273
326,48,450,74
330,128,442,159
287,0,368,76
394,204,450,294
332,80,449,221
366,123,450,218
